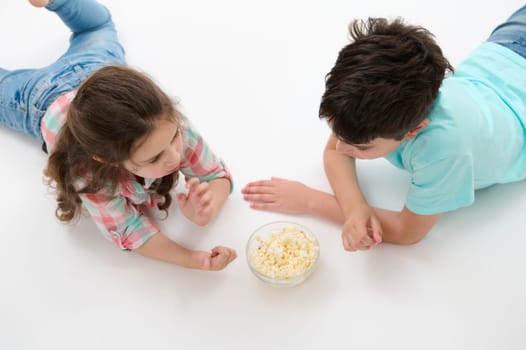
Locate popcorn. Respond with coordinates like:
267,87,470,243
249,226,319,280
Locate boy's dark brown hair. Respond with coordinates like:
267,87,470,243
319,17,453,144
44,66,179,222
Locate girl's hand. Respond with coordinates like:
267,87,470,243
193,246,237,271
177,178,215,226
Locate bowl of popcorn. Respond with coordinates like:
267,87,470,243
246,221,320,287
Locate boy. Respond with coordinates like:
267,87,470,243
242,6,526,251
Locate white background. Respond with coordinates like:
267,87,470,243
1,0,526,349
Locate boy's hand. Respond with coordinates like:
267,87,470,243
342,205,383,251
177,178,215,226
192,246,237,271
241,177,310,214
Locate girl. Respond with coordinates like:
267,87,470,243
0,0,237,270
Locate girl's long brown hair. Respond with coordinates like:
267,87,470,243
44,66,179,222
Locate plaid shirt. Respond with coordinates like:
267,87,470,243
41,91,232,250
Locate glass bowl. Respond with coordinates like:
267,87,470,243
246,221,320,287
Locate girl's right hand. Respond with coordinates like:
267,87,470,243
193,246,237,271
177,178,215,226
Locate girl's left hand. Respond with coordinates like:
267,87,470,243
177,178,214,226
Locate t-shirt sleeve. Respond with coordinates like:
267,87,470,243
179,116,233,190
79,191,160,250
406,155,475,215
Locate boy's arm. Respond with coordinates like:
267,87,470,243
242,133,441,248
324,134,441,248
323,134,383,247
242,176,441,247
323,134,367,211
372,206,441,244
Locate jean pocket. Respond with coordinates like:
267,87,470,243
0,72,31,111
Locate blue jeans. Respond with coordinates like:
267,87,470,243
488,4,526,59
0,0,125,142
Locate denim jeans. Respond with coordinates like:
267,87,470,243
488,4,526,59
0,0,125,142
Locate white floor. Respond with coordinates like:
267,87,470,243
2,0,526,349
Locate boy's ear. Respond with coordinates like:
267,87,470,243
405,119,429,140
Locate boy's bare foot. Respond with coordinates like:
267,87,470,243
29,0,49,8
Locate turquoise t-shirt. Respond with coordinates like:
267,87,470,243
384,42,526,215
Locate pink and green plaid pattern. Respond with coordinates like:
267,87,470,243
41,91,232,250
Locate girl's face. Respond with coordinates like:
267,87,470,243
335,137,403,159
123,118,183,179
